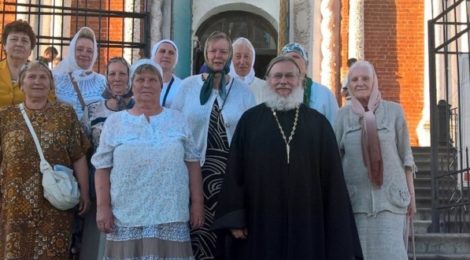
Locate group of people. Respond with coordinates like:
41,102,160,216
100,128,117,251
0,19,416,260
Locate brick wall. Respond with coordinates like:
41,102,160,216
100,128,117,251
70,0,125,73
362,0,424,145
0,0,18,60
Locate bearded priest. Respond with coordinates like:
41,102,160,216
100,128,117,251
212,55,363,260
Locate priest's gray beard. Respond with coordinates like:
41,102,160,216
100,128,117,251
264,84,304,111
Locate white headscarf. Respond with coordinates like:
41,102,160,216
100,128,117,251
229,37,256,86
150,39,179,69
129,58,163,88
53,27,98,74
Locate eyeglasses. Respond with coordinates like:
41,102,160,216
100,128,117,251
268,72,299,81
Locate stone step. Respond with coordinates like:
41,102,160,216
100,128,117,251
416,207,432,221
417,196,433,208
409,253,470,259
414,219,432,234
415,186,432,196
415,176,432,186
413,233,470,255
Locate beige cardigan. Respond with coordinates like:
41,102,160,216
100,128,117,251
334,100,416,215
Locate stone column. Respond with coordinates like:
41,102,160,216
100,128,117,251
348,0,364,59
292,0,313,77
278,0,289,53
320,0,340,90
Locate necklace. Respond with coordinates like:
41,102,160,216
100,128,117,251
271,105,300,164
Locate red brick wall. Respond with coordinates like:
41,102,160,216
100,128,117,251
362,1,424,145
0,0,18,60
69,0,125,73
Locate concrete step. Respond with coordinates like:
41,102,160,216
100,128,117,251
409,253,470,259
415,186,432,196
417,196,433,208
416,207,432,221
414,219,432,234
415,176,432,188
413,233,470,255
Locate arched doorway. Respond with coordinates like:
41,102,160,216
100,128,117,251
194,11,278,77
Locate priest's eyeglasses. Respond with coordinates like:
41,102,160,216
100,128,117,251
269,72,299,81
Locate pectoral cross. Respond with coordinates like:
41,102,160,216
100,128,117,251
286,144,290,164
271,106,300,165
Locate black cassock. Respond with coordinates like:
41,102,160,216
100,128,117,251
213,104,363,260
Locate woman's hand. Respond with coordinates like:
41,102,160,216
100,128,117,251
190,202,204,229
78,193,91,216
186,161,204,229
407,193,416,217
73,155,90,215
97,204,115,233
231,228,248,239
405,166,416,217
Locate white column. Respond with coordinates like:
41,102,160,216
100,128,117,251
124,0,146,63
320,0,340,90
150,0,163,54
348,0,364,60
416,1,432,146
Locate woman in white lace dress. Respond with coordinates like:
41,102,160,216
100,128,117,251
92,59,204,259
80,57,134,260
53,27,106,120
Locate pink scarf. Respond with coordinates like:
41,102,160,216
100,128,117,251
349,61,384,187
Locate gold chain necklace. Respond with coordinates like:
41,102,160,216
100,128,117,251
271,105,300,164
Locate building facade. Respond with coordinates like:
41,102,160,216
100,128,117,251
2,0,469,149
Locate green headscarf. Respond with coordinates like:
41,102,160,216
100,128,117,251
200,62,230,105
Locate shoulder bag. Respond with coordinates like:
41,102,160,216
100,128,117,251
19,103,80,210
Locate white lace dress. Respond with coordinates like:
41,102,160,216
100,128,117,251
91,108,199,259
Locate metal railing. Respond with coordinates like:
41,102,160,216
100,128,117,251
0,0,151,73
428,0,470,233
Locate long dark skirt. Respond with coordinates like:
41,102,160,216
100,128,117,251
191,100,229,260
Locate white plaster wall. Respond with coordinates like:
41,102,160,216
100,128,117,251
192,0,279,34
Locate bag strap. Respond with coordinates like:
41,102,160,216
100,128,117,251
68,72,86,110
19,103,47,162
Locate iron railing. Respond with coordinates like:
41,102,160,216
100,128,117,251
428,0,470,233
0,0,151,73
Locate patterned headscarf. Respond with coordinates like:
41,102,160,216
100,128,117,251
281,42,308,66
53,27,98,74
229,37,256,86
102,57,133,110
150,39,179,70
281,42,310,105
349,60,384,188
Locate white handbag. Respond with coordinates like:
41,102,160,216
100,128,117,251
19,103,80,210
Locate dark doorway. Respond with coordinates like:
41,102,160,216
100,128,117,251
194,11,278,77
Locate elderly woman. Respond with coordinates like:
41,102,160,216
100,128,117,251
0,61,90,258
334,60,416,260
80,57,134,260
281,42,338,126
0,20,55,106
53,26,106,120
229,37,266,104
92,59,203,259
151,39,182,107
171,31,256,259
85,57,134,149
